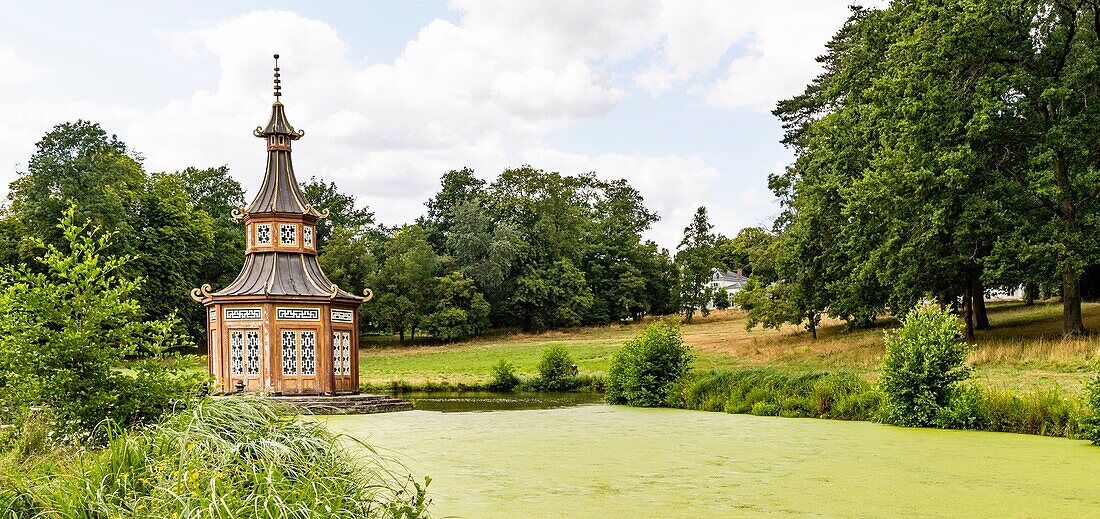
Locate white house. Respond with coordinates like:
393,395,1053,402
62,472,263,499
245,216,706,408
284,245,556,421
709,269,749,307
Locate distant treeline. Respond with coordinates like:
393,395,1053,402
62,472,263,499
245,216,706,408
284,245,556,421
0,121,743,345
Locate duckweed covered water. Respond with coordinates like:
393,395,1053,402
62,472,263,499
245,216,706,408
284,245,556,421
325,405,1100,518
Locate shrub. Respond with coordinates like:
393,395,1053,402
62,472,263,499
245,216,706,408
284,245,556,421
0,207,205,443
0,398,431,517
534,345,580,391
487,360,522,391
880,304,971,427
1083,374,1100,444
605,321,692,407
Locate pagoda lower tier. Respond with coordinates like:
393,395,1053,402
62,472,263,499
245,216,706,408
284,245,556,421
201,296,362,394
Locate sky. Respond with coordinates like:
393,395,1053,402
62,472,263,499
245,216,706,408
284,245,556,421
0,0,874,249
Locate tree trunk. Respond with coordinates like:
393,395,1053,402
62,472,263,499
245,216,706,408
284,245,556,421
972,277,991,330
808,313,817,340
1023,282,1037,305
1063,263,1088,336
1054,154,1087,336
963,283,975,340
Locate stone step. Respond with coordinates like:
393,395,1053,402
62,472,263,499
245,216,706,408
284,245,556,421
213,393,412,415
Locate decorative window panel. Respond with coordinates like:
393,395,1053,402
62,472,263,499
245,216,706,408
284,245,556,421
245,331,260,375
341,332,352,376
225,308,262,320
209,309,217,322
280,224,297,245
230,331,244,375
331,309,353,323
277,308,319,321
282,331,298,375
256,224,272,245
333,332,352,376
301,332,316,375
303,226,313,246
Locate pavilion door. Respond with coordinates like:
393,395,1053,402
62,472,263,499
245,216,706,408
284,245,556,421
227,328,262,392
332,329,354,392
279,328,319,394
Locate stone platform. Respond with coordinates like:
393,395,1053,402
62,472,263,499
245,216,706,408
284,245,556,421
215,393,412,415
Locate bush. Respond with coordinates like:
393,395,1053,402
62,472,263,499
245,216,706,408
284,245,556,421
487,360,522,391
880,304,971,427
534,346,580,391
605,321,693,407
0,398,431,517
0,207,205,443
1083,374,1100,444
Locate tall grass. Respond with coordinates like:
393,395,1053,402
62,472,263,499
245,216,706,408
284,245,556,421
678,369,881,421
677,368,1095,440
0,398,430,518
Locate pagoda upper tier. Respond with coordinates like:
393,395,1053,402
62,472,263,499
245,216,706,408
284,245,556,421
238,57,322,218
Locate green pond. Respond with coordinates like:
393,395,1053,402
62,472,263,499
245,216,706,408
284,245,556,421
324,398,1100,518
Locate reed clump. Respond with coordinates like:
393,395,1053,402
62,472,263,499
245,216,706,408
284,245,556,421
0,398,431,518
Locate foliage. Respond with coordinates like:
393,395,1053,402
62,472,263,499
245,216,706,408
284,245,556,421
769,1,1100,337
487,360,521,392
674,206,718,323
301,175,376,251
367,225,439,340
420,271,491,342
534,346,580,391
605,321,692,407
711,288,730,311
880,305,971,427
678,369,881,421
0,398,431,518
1082,374,1100,444
0,208,207,443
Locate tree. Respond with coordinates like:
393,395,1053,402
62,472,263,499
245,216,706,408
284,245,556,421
675,207,717,323
420,271,491,341
421,167,486,252
712,288,731,311
133,174,216,340
7,120,144,259
301,176,375,251
580,178,657,324
716,227,777,279
368,225,439,340
178,166,246,290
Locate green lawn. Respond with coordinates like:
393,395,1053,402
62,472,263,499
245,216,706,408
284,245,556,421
358,301,1100,392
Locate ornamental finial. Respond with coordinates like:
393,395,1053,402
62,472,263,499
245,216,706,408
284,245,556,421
273,53,281,98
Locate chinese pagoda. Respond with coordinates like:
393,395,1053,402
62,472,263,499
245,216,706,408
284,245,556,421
192,54,370,395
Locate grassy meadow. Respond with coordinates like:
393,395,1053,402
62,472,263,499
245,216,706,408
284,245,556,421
359,300,1100,393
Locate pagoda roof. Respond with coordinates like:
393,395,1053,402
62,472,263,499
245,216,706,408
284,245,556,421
213,252,362,301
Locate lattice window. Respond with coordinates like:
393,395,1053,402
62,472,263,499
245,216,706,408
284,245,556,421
282,331,298,375
256,224,271,245
342,332,352,375
332,332,342,375
246,331,260,375
303,226,313,246
280,224,297,245
209,309,217,322
230,331,244,375
301,331,316,375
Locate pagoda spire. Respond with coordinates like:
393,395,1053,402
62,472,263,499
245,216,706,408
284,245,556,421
243,54,319,216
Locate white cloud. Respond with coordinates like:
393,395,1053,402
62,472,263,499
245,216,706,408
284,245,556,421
0,2,869,247
0,45,46,87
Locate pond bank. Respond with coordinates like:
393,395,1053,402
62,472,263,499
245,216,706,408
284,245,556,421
325,404,1100,518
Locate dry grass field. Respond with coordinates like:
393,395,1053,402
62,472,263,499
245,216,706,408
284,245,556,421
359,300,1100,393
